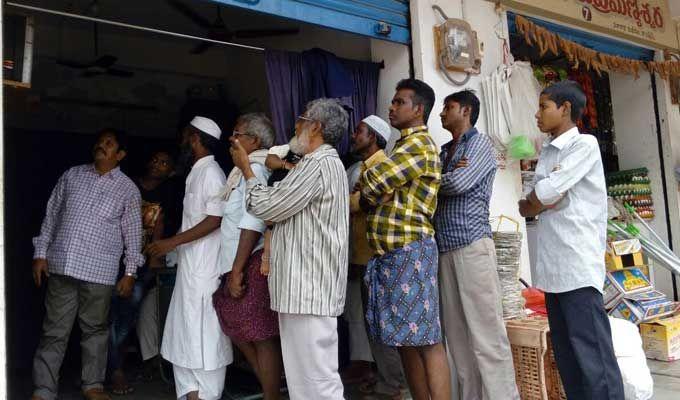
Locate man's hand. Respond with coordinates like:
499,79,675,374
265,154,284,170
230,139,250,172
228,271,246,298
148,256,165,269
32,258,49,287
146,238,177,258
518,199,532,218
116,275,135,298
454,157,469,169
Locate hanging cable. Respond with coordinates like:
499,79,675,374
6,1,266,52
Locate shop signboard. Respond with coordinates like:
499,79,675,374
498,0,678,50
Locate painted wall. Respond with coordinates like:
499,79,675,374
410,0,532,281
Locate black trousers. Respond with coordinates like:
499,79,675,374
545,287,625,400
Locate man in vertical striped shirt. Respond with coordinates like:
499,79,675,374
231,99,349,400
434,90,519,400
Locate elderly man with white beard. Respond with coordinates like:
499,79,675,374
230,98,350,400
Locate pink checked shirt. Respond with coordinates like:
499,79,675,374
33,164,144,285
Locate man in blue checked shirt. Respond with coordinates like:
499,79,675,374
31,129,144,400
434,90,519,400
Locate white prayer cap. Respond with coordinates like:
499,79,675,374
362,115,393,143
190,116,222,140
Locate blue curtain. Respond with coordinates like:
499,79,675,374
264,48,381,157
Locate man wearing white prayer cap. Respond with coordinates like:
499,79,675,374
344,115,407,398
147,116,231,400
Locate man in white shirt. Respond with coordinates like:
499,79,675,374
519,81,624,400
147,116,231,400
230,98,349,400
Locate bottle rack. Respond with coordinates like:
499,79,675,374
606,168,654,219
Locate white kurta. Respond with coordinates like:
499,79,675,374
161,155,233,371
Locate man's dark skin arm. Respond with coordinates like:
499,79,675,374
146,216,222,258
227,229,262,298
518,190,555,218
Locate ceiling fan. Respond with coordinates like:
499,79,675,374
56,1,134,78
167,0,300,54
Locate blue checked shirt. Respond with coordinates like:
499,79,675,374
33,164,145,285
434,128,497,252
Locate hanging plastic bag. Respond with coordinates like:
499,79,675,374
508,135,536,160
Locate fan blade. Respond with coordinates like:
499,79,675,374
233,28,299,39
167,0,212,28
94,55,117,68
57,59,94,69
191,41,213,54
107,68,134,78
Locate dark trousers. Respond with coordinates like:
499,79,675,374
108,280,147,372
33,274,113,400
545,287,624,400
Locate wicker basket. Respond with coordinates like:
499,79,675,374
506,317,566,400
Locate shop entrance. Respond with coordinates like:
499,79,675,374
3,1,408,398
507,12,678,299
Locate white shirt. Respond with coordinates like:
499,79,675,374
530,127,608,293
161,155,233,370
219,163,270,272
245,144,349,317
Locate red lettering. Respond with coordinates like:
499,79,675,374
652,6,664,28
578,0,663,30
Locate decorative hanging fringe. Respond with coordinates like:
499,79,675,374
515,15,680,79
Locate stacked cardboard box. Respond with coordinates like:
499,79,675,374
604,239,678,325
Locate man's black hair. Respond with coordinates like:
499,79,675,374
366,126,388,150
541,81,587,123
396,79,436,123
97,128,129,153
444,90,481,126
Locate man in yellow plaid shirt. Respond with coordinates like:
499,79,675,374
359,79,451,400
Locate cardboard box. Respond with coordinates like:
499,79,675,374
608,293,678,325
603,268,653,309
606,239,644,270
640,313,680,361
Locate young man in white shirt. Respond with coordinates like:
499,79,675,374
518,81,624,400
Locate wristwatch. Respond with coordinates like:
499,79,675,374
125,272,137,280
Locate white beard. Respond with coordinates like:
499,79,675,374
289,131,311,155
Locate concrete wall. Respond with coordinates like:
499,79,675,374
410,0,532,281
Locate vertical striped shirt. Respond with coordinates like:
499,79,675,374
245,144,349,317
434,128,496,252
360,126,441,255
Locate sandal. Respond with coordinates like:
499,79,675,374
110,370,135,396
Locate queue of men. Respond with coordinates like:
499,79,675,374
29,78,623,400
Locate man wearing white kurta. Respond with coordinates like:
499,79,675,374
147,116,232,400
230,99,349,400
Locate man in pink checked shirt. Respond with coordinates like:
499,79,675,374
31,129,144,400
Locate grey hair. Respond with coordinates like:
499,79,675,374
305,98,349,146
237,112,275,149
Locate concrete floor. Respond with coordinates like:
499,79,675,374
18,359,680,399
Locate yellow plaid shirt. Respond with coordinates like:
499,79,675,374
360,126,441,255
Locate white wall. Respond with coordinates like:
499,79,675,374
370,39,411,149
410,0,532,281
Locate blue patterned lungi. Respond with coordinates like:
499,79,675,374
364,236,442,347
